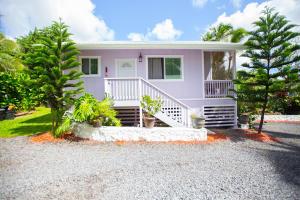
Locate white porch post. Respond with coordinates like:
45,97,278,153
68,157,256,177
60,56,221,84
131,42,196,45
138,78,143,127
233,50,238,128
104,79,109,98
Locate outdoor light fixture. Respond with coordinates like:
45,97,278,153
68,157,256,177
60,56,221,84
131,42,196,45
138,52,143,62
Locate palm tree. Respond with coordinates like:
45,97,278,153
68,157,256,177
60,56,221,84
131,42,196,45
0,33,23,72
202,23,247,79
202,23,247,43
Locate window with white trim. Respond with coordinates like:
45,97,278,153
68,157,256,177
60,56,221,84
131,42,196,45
81,57,101,76
148,57,182,80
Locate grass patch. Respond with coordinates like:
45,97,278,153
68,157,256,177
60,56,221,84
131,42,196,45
0,107,51,138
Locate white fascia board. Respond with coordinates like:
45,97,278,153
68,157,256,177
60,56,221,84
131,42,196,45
76,41,244,50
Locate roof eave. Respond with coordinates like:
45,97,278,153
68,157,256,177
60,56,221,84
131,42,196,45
76,42,244,50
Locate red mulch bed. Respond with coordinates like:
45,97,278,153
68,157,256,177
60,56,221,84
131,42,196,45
31,132,228,145
244,129,280,142
30,132,63,143
30,132,88,143
114,133,228,145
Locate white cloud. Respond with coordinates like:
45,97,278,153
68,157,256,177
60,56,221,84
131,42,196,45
0,0,114,42
151,19,182,40
212,0,300,31
210,0,300,69
127,33,146,42
192,0,208,8
127,19,182,41
231,0,241,9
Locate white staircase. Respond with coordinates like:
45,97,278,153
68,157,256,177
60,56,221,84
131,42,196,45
104,77,192,127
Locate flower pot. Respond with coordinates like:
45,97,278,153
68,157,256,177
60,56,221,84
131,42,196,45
91,119,102,127
143,116,155,128
192,117,205,129
239,114,249,124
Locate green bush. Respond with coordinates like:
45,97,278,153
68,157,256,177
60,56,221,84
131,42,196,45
0,72,41,110
56,93,121,137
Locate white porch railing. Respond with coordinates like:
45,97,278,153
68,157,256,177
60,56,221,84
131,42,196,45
204,80,234,98
104,77,192,127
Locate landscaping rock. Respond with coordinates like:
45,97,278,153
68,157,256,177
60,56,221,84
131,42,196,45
73,123,207,142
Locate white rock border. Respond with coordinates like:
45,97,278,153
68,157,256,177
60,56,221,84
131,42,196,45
255,115,300,121
74,123,207,142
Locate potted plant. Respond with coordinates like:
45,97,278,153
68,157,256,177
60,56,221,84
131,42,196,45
91,118,103,127
56,93,121,137
239,113,249,124
191,113,205,129
140,95,163,128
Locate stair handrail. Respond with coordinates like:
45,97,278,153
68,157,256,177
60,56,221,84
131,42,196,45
139,77,192,110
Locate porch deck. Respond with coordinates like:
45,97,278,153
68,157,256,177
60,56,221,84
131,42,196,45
104,77,236,128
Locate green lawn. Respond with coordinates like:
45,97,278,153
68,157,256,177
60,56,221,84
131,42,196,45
0,107,51,138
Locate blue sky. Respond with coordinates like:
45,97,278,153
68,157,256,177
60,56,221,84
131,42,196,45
94,0,264,40
0,0,299,42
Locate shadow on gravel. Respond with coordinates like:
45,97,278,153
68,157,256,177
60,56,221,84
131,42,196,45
210,128,248,143
213,124,300,187
259,142,300,187
263,130,300,139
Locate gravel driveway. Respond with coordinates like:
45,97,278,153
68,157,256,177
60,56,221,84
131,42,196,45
1,123,300,200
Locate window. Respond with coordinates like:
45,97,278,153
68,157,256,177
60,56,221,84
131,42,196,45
148,57,182,80
81,57,100,76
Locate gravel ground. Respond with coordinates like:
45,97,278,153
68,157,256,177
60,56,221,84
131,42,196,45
1,123,300,200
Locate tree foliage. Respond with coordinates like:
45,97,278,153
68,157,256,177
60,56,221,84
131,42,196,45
0,33,23,72
22,20,83,136
233,7,300,133
202,23,247,43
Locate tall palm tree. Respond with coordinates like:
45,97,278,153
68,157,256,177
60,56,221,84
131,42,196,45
0,33,23,72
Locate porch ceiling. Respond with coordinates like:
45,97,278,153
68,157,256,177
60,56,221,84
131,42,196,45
76,41,244,51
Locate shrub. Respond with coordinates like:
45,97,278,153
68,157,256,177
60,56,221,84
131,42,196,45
56,93,121,137
0,72,41,111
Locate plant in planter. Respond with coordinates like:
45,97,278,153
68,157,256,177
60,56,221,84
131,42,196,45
56,93,121,137
191,113,205,129
140,95,163,128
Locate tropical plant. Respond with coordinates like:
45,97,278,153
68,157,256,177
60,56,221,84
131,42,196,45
232,7,300,134
22,20,83,136
56,93,121,137
140,95,163,117
0,33,23,72
202,23,247,43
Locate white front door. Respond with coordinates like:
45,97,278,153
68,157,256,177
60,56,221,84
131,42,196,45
116,59,137,77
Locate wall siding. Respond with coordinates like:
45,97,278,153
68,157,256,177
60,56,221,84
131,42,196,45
79,49,235,109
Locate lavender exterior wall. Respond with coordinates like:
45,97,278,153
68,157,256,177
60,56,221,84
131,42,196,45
79,49,235,109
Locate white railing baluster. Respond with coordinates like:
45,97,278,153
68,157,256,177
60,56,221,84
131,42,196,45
204,80,233,98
